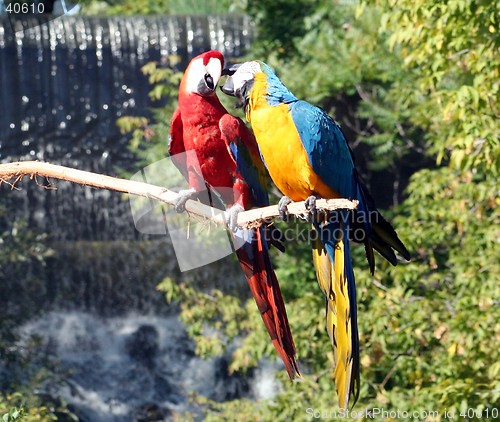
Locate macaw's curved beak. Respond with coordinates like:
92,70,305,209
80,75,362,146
220,76,236,96
220,63,242,96
221,63,241,76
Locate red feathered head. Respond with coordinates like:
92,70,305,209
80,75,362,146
181,50,224,96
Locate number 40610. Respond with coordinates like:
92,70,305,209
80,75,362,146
6,2,45,14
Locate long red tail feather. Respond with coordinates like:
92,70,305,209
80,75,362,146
235,227,300,379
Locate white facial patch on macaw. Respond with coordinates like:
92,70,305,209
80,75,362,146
230,61,262,92
185,57,222,95
205,57,222,88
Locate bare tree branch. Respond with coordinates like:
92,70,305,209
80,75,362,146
0,161,358,229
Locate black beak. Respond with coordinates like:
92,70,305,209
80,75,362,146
221,63,241,76
220,76,236,96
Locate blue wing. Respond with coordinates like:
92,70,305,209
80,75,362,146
289,100,357,199
289,100,411,270
219,113,269,207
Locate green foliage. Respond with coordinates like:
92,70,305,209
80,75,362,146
367,0,499,173
351,167,499,412
0,391,77,422
1,405,24,422
105,0,169,15
157,276,249,358
244,0,319,58
0,381,58,420
164,0,240,15
116,57,183,170
80,0,238,16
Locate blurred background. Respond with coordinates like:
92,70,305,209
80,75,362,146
0,0,498,420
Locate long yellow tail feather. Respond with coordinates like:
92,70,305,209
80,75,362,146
312,228,355,409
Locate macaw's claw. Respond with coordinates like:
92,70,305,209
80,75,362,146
174,188,197,213
304,195,318,221
227,203,245,231
278,196,293,222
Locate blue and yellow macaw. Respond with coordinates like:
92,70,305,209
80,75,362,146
221,61,410,408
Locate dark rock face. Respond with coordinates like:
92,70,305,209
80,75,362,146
126,324,160,369
133,403,172,422
210,356,253,402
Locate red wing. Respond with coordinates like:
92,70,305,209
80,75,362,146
168,108,189,180
168,108,184,156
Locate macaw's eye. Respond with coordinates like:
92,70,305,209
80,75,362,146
204,73,214,90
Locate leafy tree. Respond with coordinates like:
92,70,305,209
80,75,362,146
0,392,69,421
368,0,499,173
244,0,319,58
79,0,240,16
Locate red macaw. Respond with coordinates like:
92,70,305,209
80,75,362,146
168,51,300,379
222,60,410,408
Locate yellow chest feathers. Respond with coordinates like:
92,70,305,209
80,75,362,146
249,104,310,200
247,82,337,201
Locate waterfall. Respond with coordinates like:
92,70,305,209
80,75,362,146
0,14,253,238
0,14,253,164
0,14,254,310
0,15,267,421
16,311,255,421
